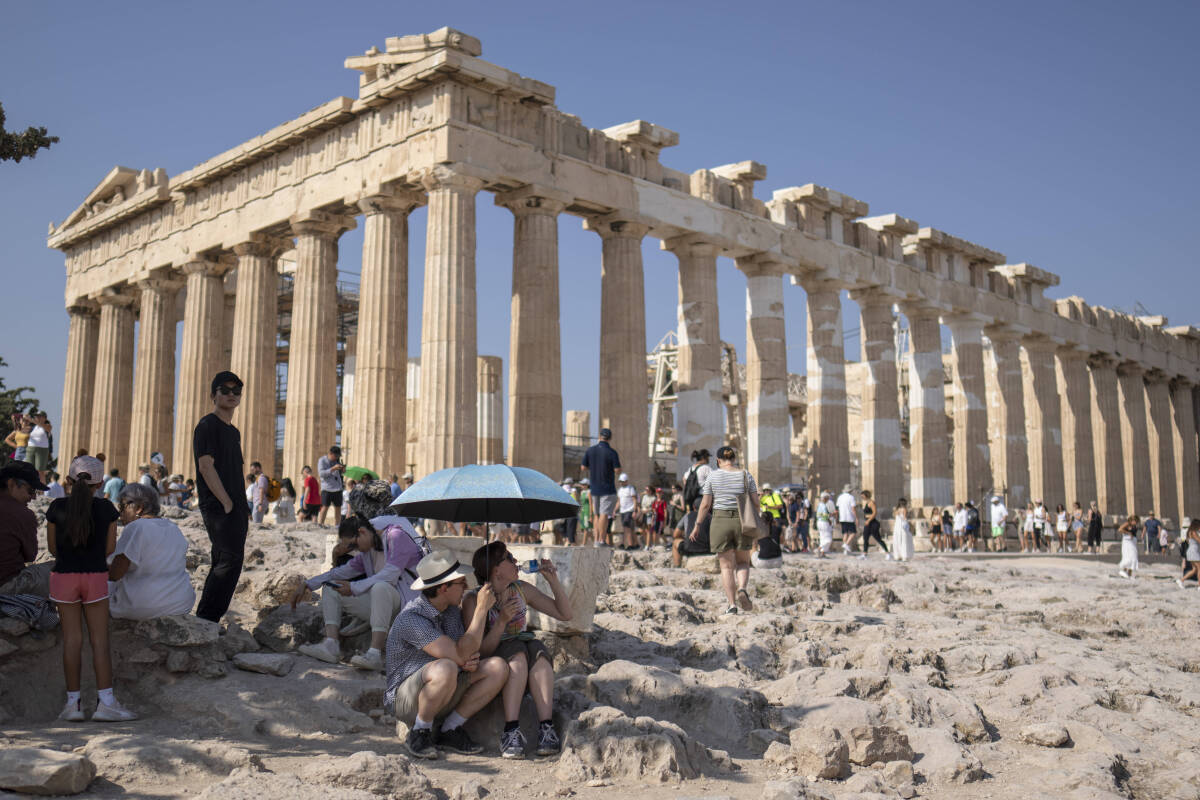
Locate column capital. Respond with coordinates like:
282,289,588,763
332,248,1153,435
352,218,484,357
233,234,293,258
1170,376,1195,392
943,311,990,330
1087,351,1120,370
180,258,230,278
416,164,486,195
899,302,942,323
1144,367,1170,384
660,233,720,258
847,286,901,309
493,185,571,217
289,210,357,240
93,287,136,307
135,275,183,294
66,299,99,317
357,189,426,218
1117,360,1146,377
583,213,652,240
1054,342,1090,360
983,324,1028,344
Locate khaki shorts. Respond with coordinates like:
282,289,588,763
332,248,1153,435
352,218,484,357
595,494,617,516
26,446,49,471
389,661,471,725
709,509,754,553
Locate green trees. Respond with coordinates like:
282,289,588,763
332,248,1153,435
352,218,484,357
0,103,58,163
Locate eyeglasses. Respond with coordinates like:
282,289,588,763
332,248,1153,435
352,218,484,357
505,553,517,565
447,578,467,589
216,385,243,396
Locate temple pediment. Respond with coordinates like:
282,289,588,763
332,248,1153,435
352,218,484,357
50,165,169,243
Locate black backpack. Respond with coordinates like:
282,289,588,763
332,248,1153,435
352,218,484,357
966,506,980,528
683,465,703,510
757,535,782,560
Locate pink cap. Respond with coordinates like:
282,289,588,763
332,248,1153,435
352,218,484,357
68,455,105,485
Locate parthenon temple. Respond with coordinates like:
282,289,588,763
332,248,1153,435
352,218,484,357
49,28,1200,524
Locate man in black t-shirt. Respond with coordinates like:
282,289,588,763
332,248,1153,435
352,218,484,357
193,370,249,622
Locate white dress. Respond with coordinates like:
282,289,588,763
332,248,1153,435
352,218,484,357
1118,533,1139,572
816,501,834,552
892,515,914,562
108,517,196,619
273,494,296,523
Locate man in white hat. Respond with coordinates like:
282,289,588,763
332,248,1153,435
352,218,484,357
616,473,638,549
836,484,860,556
384,551,508,760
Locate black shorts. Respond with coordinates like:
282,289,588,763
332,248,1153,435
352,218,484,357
840,521,856,535
620,511,634,529
321,490,343,508
302,503,321,517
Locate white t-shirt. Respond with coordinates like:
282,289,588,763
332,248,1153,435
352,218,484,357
617,485,637,513
139,473,156,488
108,517,196,619
27,424,49,448
1033,505,1047,525
990,502,1007,526
953,508,967,532
836,492,856,523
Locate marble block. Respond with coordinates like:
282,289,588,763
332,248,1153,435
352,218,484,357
506,544,612,634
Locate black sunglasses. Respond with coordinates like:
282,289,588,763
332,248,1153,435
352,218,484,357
216,385,243,396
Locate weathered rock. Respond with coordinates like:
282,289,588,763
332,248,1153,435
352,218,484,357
1020,722,1071,747
300,750,433,799
196,770,378,799
762,778,834,800
843,771,886,794
841,584,898,612
166,650,192,672
787,726,850,779
507,544,612,633
0,747,96,795
881,759,915,786
134,615,219,647
585,659,767,753
0,640,17,658
253,604,323,652
233,652,296,676
684,554,721,574
847,724,914,766
905,728,985,784
245,570,306,610
0,617,30,637
448,778,490,800
220,622,261,657
554,705,731,783
83,735,254,785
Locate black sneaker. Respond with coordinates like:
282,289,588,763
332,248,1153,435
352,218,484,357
536,724,561,756
404,727,439,759
500,726,528,759
437,726,483,755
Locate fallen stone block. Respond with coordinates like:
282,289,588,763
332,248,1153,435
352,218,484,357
507,544,611,633
0,747,96,795
133,615,219,647
300,750,432,799
762,778,835,800
253,604,323,652
684,554,721,574
847,724,914,766
233,652,296,676
0,618,30,637
787,726,850,779
1020,722,1071,747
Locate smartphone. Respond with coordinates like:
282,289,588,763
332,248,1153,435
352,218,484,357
322,580,341,588
520,559,540,574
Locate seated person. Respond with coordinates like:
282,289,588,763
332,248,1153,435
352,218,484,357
463,541,572,758
384,551,508,760
292,513,420,670
0,461,51,596
672,508,711,568
108,483,195,618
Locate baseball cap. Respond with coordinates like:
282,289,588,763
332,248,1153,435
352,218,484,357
619,472,628,481
210,370,243,395
68,455,105,485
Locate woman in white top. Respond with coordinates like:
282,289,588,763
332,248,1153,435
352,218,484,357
273,478,297,524
1032,501,1048,552
1020,504,1035,553
1116,515,1139,579
1055,504,1069,553
891,497,914,562
690,445,759,616
108,483,196,619
815,490,835,558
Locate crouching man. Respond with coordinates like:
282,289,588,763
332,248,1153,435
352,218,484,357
385,550,508,760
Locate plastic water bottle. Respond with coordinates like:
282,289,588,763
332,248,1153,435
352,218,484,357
520,559,540,574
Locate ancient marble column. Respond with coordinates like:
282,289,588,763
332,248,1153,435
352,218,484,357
128,277,178,473
172,260,226,478
1088,354,1126,517
1056,346,1097,509
59,302,99,464
946,315,992,503
740,259,792,488
566,410,591,447
1144,371,1178,522
283,213,354,483
1171,379,1200,523
904,306,951,507
497,187,568,478
405,358,420,474
346,192,422,476
1117,362,1153,515
1022,338,1065,506
230,240,282,477
418,167,484,474
477,356,504,465
666,235,724,476
91,291,136,477
220,285,236,371
585,215,651,489
852,289,901,511
984,331,1030,507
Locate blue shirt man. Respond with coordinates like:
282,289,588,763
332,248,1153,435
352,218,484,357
581,428,621,545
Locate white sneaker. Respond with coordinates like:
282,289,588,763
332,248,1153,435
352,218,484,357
58,698,85,722
93,699,138,722
842,544,852,555
1177,579,1186,589
299,639,341,664
885,553,894,561
349,650,384,671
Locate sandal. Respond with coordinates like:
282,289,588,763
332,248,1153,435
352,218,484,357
737,588,753,611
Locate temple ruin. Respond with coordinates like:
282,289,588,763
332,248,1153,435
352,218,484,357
48,28,1200,523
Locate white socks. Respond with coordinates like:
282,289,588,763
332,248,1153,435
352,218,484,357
443,711,468,731
413,716,433,731
365,647,381,658
66,691,81,706
98,688,115,706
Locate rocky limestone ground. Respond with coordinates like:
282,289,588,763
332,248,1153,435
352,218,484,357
2,504,1198,799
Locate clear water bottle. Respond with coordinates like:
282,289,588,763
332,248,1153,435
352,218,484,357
520,559,540,574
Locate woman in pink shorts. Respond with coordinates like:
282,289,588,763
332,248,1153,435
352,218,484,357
46,455,136,722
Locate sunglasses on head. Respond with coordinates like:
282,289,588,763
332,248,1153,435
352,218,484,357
217,385,243,396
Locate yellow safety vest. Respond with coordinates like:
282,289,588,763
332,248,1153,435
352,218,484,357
760,491,784,519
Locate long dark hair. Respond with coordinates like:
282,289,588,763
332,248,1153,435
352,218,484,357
281,478,296,498
65,473,95,549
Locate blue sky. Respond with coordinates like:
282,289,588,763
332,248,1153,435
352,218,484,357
2,0,1197,442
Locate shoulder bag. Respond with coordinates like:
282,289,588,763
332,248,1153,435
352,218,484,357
737,470,768,538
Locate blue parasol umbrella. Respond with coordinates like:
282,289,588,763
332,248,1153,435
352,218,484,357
389,463,579,523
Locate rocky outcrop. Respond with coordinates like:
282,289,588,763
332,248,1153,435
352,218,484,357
0,747,95,795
